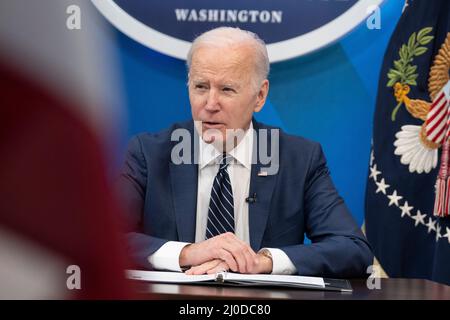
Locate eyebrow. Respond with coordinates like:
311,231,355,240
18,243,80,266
191,79,241,88
222,82,240,88
191,79,208,84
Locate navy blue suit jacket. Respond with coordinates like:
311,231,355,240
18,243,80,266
120,120,373,277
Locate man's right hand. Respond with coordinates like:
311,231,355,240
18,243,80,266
179,232,257,273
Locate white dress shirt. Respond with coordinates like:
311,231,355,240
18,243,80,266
148,123,297,274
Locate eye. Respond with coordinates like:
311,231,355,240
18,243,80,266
195,84,208,90
223,87,235,93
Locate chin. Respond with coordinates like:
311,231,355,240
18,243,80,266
202,130,225,145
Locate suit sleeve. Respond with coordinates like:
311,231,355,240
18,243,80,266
280,144,373,278
119,135,168,269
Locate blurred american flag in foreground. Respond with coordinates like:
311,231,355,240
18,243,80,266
0,0,134,299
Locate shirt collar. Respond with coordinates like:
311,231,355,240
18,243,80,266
198,122,254,170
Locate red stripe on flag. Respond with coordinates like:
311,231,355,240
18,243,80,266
427,106,448,141
426,92,446,124
431,122,447,144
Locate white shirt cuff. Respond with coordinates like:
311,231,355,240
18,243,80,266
261,248,297,275
148,241,191,272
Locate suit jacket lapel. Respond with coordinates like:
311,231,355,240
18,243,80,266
169,121,198,243
249,119,278,251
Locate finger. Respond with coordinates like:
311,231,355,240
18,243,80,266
220,234,254,273
203,235,238,271
186,259,222,275
192,260,222,275
186,260,219,275
217,248,238,272
221,239,247,273
211,233,254,273
240,246,257,273
206,261,230,275
233,238,258,273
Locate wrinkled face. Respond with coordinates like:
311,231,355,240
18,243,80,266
189,44,268,149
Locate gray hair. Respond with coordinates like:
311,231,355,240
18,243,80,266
186,27,270,89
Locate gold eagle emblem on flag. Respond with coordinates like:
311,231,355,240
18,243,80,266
387,29,450,175
387,29,450,216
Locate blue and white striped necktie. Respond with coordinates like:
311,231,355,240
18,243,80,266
206,154,235,239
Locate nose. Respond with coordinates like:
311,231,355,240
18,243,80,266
204,88,220,112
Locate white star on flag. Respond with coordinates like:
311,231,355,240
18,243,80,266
375,178,390,194
443,227,450,244
369,164,381,181
402,0,409,13
399,201,413,217
412,210,426,227
436,224,442,242
426,217,437,233
387,190,403,207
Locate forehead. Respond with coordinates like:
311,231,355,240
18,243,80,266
189,45,255,81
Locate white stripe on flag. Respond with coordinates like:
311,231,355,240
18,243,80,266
426,96,447,129
426,82,450,144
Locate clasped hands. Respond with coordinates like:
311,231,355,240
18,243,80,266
179,232,272,275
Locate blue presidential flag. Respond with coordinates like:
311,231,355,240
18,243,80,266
365,0,450,285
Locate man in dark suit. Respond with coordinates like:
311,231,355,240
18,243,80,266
120,27,373,277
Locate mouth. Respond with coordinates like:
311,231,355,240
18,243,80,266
202,121,225,129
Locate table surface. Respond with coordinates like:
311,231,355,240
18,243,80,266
133,278,450,300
